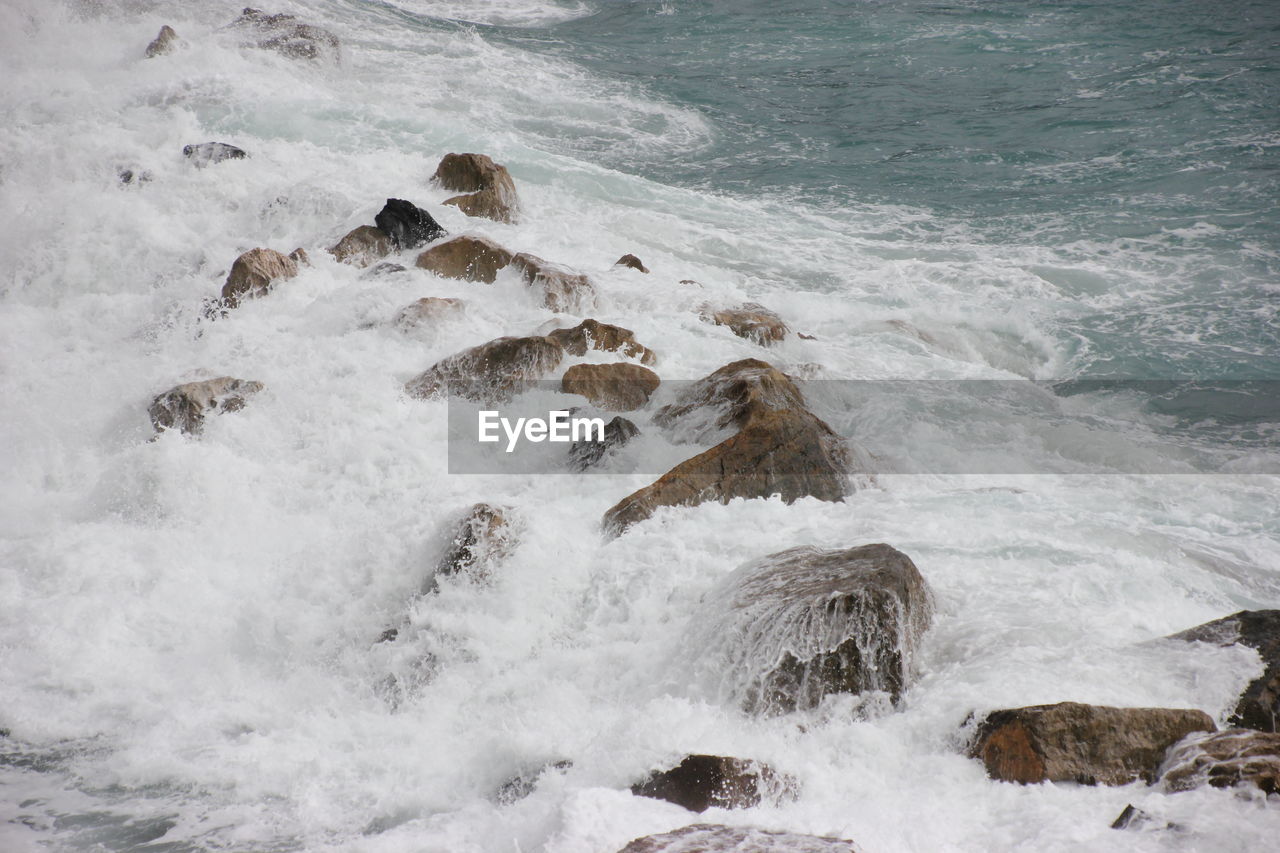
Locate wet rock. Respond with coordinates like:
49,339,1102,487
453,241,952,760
144,25,179,58
182,142,247,168
702,303,790,346
434,152,519,224
221,247,299,307
328,225,392,267
117,168,151,185
431,503,514,586
365,262,407,277
617,824,861,853
509,253,595,313
1167,610,1280,732
1159,729,1280,794
615,254,649,273
562,363,660,412
289,247,309,267
404,335,564,403
149,377,264,436
393,297,464,332
631,755,791,813
415,235,514,283
546,319,657,366
230,8,340,62
568,416,638,472
1110,804,1152,830
374,198,446,251
495,759,573,805
969,702,1216,786
653,358,806,442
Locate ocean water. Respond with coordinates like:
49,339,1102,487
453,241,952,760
1,1,1278,851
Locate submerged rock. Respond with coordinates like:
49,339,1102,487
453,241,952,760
1158,728,1280,794
404,335,564,403
562,363,660,412
144,25,179,58
631,754,792,813
374,198,446,251
546,318,657,366
415,235,514,283
221,247,300,307
615,254,649,273
182,142,248,168
149,377,264,436
328,225,392,267
969,702,1216,786
509,252,596,313
230,8,340,62
434,153,519,224
568,416,638,472
702,303,790,346
393,297,464,332
431,503,514,587
617,824,861,853
1167,610,1280,732
495,759,572,805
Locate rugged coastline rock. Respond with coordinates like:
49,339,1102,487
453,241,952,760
404,335,564,403
145,25,179,58
329,225,392,267
617,824,861,853
221,247,300,307
183,142,247,167
561,363,660,412
568,416,638,471
149,377,264,436
230,8,340,62
1167,610,1280,732
1158,728,1280,794
630,754,792,813
416,235,514,282
433,152,519,224
615,254,649,273
375,198,446,251
654,358,806,442
509,252,595,313
546,319,656,366
969,702,1216,786
702,303,789,346
393,297,464,332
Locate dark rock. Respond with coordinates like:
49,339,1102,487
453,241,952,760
679,279,700,286
1159,728,1280,794
365,262,408,277
653,358,807,442
615,254,649,273
617,824,861,853
404,335,564,403
495,759,573,805
434,153,519,224
393,297,464,332
1167,610,1280,732
182,142,248,168
568,416,638,472
329,225,392,267
221,247,300,307
149,377,264,436
562,363,660,412
230,8,340,62
374,198,446,251
702,303,789,346
431,503,513,587
969,702,1216,786
799,333,818,341
415,235,514,283
546,319,656,366
631,755,791,813
509,253,596,313
145,25,179,58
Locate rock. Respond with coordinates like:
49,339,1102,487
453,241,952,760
509,253,596,313
393,297,464,332
617,824,861,853
221,247,299,307
702,303,790,346
365,262,407,277
631,755,791,813
431,503,513,587
434,153,519,224
117,168,152,185
374,198,446,251
149,377,264,436
230,8,340,62
568,416,638,472
562,363,660,412
443,187,517,224
1167,610,1280,732
182,142,248,168
404,335,564,403
289,247,309,266
328,225,392,267
653,358,807,442
969,702,1216,786
145,25,179,58
615,254,649,273
1159,729,1280,794
691,545,932,714
546,319,657,366
415,235,514,283
798,333,818,341
495,759,573,805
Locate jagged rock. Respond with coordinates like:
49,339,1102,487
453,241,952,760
404,335,564,403
374,198,446,251
615,254,649,273
145,25,179,58
495,759,573,805
182,142,248,168
654,358,806,442
434,153,519,224
1167,610,1280,732
691,545,932,714
149,377,264,436
546,319,656,366
415,235,514,283
230,8,340,62
329,225,392,267
509,253,595,313
562,363,660,412
1159,729,1280,794
289,247,309,266
568,416,638,472
430,503,513,587
631,755,792,813
970,702,1216,786
702,303,789,346
393,297,464,332
617,824,861,853
221,247,299,307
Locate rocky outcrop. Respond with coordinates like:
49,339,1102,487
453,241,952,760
702,303,789,346
1159,729,1280,794
631,755,791,813
183,142,247,168
404,335,564,403
562,363,660,412
434,153,519,224
415,235,514,283
568,416,638,471
1167,610,1280,732
509,252,595,313
617,825,861,853
230,8,340,62
221,247,300,307
393,297,464,332
615,254,649,273
375,198,446,251
654,358,807,442
546,319,656,366
328,225,391,267
145,25,179,58
431,503,513,587
149,377,264,436
970,702,1216,786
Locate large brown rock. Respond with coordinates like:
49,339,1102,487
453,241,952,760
404,335,564,403
631,755,793,813
230,8,340,62
393,297,464,332
149,377,264,436
1167,610,1280,732
510,253,595,313
702,303,789,346
615,254,649,273
328,225,391,267
617,825,861,853
970,702,1216,786
546,319,656,366
145,25,179,58
415,235,515,283
221,247,300,307
654,358,806,442
1159,728,1280,794
435,153,519,224
562,363,660,412
431,503,513,587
